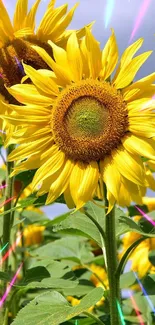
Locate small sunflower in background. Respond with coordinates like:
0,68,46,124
121,216,155,278
2,29,155,211
68,263,108,309
0,0,91,98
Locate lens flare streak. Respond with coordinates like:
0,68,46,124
0,262,23,308
0,184,7,190
129,0,152,42
0,196,16,208
128,292,145,325
135,205,155,227
104,0,115,28
133,272,155,314
0,243,8,254
116,300,126,325
0,233,22,266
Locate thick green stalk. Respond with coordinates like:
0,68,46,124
104,189,120,325
2,145,15,283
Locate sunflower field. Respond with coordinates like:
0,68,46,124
0,0,155,324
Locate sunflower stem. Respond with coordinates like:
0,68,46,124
2,145,15,308
104,187,121,325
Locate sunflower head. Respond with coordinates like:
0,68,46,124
0,0,93,102
2,28,155,211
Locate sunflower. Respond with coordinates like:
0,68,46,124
2,29,155,211
121,225,155,278
0,0,92,102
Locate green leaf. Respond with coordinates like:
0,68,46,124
15,170,37,188
33,193,66,208
63,279,95,297
0,168,6,182
24,261,78,290
53,202,127,247
20,210,48,224
31,236,93,264
119,216,155,237
0,196,37,218
12,288,104,325
0,271,10,282
128,204,149,217
120,272,136,289
23,266,50,284
148,250,155,266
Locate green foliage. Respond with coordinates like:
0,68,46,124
149,250,155,266
120,271,136,289
12,288,104,325
31,236,94,264
15,170,37,188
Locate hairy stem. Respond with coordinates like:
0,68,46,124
104,186,120,325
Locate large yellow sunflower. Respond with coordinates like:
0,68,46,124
0,0,92,102
2,29,155,211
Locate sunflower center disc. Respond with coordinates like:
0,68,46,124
52,79,128,162
67,97,109,138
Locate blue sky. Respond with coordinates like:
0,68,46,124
2,0,155,218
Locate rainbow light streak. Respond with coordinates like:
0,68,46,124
0,196,16,208
0,243,8,254
0,184,7,190
129,0,152,42
128,292,145,325
133,272,155,315
104,0,115,28
135,205,155,227
14,56,25,76
116,300,126,325
0,233,22,267
0,262,23,308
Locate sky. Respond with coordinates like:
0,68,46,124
2,0,155,218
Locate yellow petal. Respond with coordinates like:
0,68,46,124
31,147,65,190
8,137,51,161
85,28,102,79
117,179,131,207
70,161,99,209
64,186,75,209
14,27,33,37
121,176,143,205
10,153,42,177
13,0,28,31
48,3,78,41
122,135,155,160
0,0,14,39
80,37,90,78
32,45,72,86
24,0,41,31
129,122,155,138
66,32,83,82
147,160,155,171
8,84,53,106
114,51,152,89
106,190,115,214
100,29,118,80
37,4,67,41
113,147,147,186
100,156,121,200
123,73,155,102
144,165,155,191
113,38,143,82
46,159,74,204
23,63,58,96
